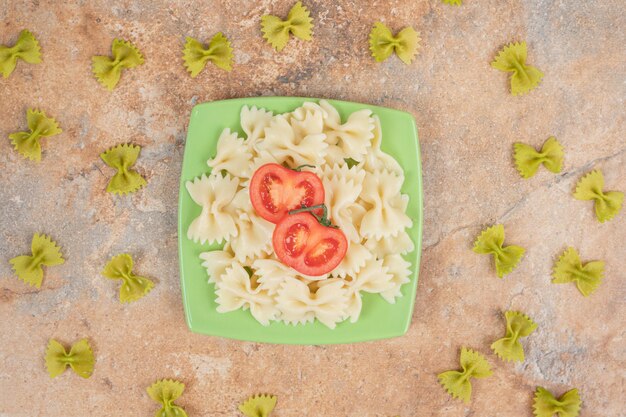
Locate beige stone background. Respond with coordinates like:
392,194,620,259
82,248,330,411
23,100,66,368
0,0,624,416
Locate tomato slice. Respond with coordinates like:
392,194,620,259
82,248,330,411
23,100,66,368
273,212,348,276
249,163,325,224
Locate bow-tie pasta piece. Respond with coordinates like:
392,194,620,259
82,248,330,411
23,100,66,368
332,242,372,279
442,0,462,5
379,254,412,304
364,230,414,258
10,233,64,288
216,264,278,326
492,41,544,95
101,254,155,303
369,22,420,64
207,128,253,178
491,311,537,362
45,339,95,379
252,258,300,296
182,32,233,77
322,166,367,243
573,170,623,222
9,108,62,161
318,100,375,162
473,224,525,278
358,114,403,177
438,347,493,403
185,173,239,244
200,249,235,284
344,257,394,322
241,105,274,148
0,29,41,78
261,1,313,52
552,247,604,296
239,394,277,417
92,39,144,90
514,137,564,178
360,169,412,240
229,212,274,264
533,387,581,417
147,379,188,417
100,143,147,195
276,278,348,329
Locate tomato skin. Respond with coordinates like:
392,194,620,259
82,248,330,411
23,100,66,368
249,163,325,224
273,212,348,276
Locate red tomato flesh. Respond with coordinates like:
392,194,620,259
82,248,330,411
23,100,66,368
250,163,325,224
273,212,348,276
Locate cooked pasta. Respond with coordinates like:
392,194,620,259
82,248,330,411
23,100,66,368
189,100,414,327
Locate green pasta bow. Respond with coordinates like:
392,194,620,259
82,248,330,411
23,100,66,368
491,311,537,362
533,387,581,417
513,137,564,178
0,29,42,78
10,233,64,288
492,42,544,95
9,108,62,161
182,33,233,77
45,339,95,379
101,253,154,303
261,1,313,52
100,143,147,195
147,379,188,417
473,224,525,278
438,347,492,403
442,0,462,5
369,22,420,65
239,394,277,417
92,38,144,90
552,247,604,297
573,170,623,223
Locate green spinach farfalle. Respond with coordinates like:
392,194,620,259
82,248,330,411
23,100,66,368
491,311,537,362
573,170,623,222
9,108,62,161
182,33,233,77
261,1,313,52
533,387,581,417
0,29,42,78
147,379,188,417
513,137,564,178
239,394,277,417
552,247,604,296
100,143,147,195
45,338,95,379
492,41,543,95
92,38,144,90
369,22,420,64
10,233,64,288
438,347,492,403
101,254,155,303
473,224,525,278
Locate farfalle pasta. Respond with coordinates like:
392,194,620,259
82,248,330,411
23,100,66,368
492,42,544,95
368,22,420,65
239,394,277,417
533,387,581,417
147,379,188,417
491,311,537,362
45,338,95,379
261,1,313,52
101,253,155,303
10,233,64,288
100,143,147,195
514,137,564,178
0,29,42,78
10,108,62,161
182,33,233,77
92,38,144,90
552,247,604,296
188,100,414,327
438,347,493,403
573,169,623,222
473,224,525,278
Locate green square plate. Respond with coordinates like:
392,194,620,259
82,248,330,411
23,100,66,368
178,97,422,344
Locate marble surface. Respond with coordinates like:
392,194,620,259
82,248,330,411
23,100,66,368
1,0,624,416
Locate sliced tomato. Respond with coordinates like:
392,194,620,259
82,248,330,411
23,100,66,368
249,163,325,224
273,212,348,276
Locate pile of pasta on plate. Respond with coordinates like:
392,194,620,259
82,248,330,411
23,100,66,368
186,100,414,328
